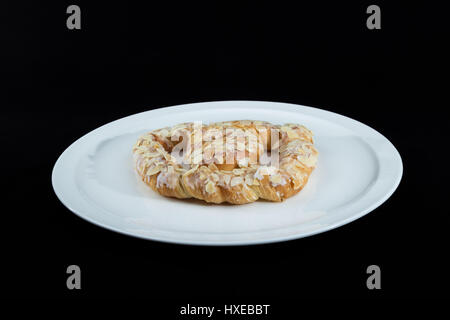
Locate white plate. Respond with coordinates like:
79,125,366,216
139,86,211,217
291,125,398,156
52,101,402,245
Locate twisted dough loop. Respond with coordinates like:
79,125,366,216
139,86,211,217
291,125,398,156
133,120,318,204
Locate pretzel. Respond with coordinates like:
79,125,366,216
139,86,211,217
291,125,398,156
133,120,318,204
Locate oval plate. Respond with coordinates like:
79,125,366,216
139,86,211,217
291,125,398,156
52,101,402,245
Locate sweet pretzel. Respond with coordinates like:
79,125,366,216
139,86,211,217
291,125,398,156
133,120,318,204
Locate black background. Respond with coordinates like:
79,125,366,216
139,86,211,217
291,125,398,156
2,0,449,306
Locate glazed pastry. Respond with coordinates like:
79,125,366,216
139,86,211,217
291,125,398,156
133,120,318,204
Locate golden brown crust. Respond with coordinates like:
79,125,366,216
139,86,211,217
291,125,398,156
133,120,318,204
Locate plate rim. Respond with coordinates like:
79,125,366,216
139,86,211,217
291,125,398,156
51,100,403,246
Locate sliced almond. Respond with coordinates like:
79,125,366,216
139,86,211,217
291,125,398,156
286,129,300,139
222,175,231,185
270,174,282,184
205,181,216,194
146,165,162,176
230,176,243,187
244,175,253,185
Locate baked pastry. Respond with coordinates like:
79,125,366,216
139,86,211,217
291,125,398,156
133,120,318,204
